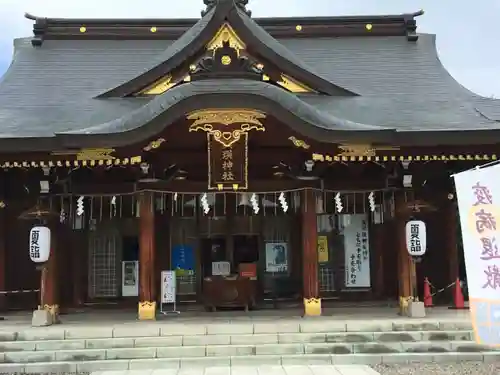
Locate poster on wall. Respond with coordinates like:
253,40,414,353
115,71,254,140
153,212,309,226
454,163,500,346
122,261,139,297
212,261,231,276
317,236,329,263
343,214,371,288
265,242,288,272
171,245,195,276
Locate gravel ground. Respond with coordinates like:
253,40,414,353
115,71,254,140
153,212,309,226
373,362,500,375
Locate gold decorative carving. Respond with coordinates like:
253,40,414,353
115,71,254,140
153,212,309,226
312,152,497,163
399,296,414,316
337,144,400,157
138,301,156,320
139,75,175,95
76,148,115,160
303,298,322,316
187,109,266,148
188,109,265,127
288,136,310,149
5,155,141,168
221,55,232,65
261,73,314,93
52,148,116,160
43,304,60,324
278,74,313,93
206,23,246,55
143,138,166,151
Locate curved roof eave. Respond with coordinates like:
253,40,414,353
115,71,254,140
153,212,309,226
0,38,24,88
56,79,394,148
424,33,500,121
97,0,356,98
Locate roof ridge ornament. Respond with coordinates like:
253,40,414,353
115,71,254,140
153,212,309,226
202,0,251,17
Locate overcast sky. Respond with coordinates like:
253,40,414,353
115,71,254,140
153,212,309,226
0,0,499,97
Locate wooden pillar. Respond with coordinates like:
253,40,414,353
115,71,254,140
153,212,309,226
395,192,412,312
446,201,459,282
42,220,59,322
72,231,87,307
372,224,385,299
302,189,320,315
0,204,6,311
0,179,7,311
138,192,156,320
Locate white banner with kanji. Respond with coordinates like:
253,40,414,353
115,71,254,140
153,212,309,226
454,163,500,346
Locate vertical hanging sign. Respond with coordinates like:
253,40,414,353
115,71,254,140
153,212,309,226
344,214,371,288
454,163,500,346
186,109,266,191
207,132,248,190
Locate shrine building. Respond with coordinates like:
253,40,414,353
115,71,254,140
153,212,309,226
0,0,499,320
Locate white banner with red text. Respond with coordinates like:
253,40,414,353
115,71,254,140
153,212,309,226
454,163,500,347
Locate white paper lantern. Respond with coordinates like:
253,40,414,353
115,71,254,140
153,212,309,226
29,226,51,263
405,220,427,256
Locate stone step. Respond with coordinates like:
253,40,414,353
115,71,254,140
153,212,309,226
0,331,474,352
0,320,473,342
0,352,499,373
1,340,498,363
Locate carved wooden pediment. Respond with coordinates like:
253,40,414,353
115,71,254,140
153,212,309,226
191,40,261,81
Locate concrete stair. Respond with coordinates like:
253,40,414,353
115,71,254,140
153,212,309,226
0,318,497,373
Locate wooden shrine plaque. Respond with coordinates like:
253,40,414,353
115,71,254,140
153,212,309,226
207,132,248,190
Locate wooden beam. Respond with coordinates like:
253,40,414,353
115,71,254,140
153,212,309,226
147,149,308,166
60,174,390,196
